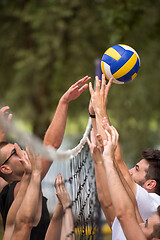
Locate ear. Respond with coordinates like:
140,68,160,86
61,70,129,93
0,165,12,175
144,179,157,191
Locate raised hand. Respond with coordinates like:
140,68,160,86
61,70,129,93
14,143,32,175
0,106,12,141
26,145,42,174
62,76,91,104
54,173,72,210
102,123,119,159
87,129,103,163
89,74,112,116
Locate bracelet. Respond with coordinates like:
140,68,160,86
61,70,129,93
66,231,75,238
89,112,96,118
65,204,72,211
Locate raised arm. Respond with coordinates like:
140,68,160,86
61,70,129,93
45,201,63,240
11,147,42,240
44,76,90,149
101,120,143,224
102,125,145,240
3,144,32,240
45,173,74,240
0,106,12,142
87,129,115,228
41,76,90,179
89,75,137,196
45,174,64,240
88,77,116,227
56,174,74,240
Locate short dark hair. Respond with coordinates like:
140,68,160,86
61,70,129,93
0,141,8,149
149,206,160,239
142,148,160,195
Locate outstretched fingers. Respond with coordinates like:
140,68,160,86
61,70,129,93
89,81,94,96
96,134,104,153
14,143,31,174
95,76,101,92
78,83,89,94
0,106,13,121
72,76,90,88
55,173,72,210
26,146,42,173
105,78,113,98
110,125,119,147
103,125,119,150
101,74,106,94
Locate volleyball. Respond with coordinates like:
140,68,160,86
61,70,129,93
101,44,140,84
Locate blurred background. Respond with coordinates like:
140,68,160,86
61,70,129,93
0,0,160,239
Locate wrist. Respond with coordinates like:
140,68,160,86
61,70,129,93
89,112,96,118
59,95,69,105
64,203,72,211
103,153,114,162
95,160,104,165
32,170,42,178
95,110,107,118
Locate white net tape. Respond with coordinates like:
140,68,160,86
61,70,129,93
0,114,92,162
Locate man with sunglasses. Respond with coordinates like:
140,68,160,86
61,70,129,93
0,76,90,240
1,147,16,166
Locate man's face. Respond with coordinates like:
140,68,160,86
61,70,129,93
139,213,160,238
0,143,24,178
129,159,149,187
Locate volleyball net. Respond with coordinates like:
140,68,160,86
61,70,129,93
41,118,102,239
0,110,103,239
0,58,106,239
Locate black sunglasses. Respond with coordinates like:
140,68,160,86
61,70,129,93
1,149,17,166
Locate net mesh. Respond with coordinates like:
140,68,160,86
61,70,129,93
42,143,101,239
0,113,102,239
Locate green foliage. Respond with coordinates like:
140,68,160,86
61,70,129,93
0,0,160,163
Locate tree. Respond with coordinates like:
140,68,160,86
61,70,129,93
0,0,160,163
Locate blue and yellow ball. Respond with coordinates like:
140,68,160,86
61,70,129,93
101,44,140,84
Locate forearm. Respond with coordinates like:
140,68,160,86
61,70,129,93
96,112,137,196
60,208,75,240
45,203,63,240
94,161,115,227
4,175,31,240
44,97,68,149
42,97,69,178
114,160,142,223
95,111,123,165
6,174,31,226
114,147,137,196
90,116,115,226
103,155,134,219
16,172,41,225
44,75,89,149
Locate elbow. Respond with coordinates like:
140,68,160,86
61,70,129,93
16,213,36,229
117,208,134,223
116,208,126,220
52,143,60,150
43,141,59,150
97,192,104,204
98,194,112,210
